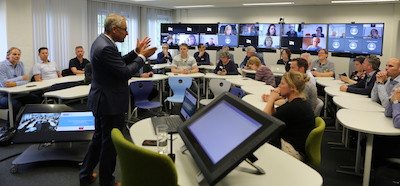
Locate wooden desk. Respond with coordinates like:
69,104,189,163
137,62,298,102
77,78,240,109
129,118,323,186
337,109,400,186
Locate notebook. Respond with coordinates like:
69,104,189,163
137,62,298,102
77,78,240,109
151,88,198,134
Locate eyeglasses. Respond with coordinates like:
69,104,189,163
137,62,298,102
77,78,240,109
116,26,128,32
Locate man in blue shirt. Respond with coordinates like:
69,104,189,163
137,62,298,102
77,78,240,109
0,47,40,128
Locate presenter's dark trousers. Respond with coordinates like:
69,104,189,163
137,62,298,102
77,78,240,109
79,113,124,186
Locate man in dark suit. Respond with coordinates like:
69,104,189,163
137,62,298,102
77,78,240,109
79,13,157,186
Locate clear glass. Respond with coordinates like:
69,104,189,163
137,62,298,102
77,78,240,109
156,124,168,154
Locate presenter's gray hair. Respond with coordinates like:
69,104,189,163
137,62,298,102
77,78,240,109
104,14,126,34
246,46,256,53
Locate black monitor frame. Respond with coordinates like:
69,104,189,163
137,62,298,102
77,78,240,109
178,93,285,185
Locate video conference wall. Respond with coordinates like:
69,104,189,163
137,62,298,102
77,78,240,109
161,23,384,55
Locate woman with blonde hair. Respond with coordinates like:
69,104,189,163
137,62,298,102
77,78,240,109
247,56,275,87
264,71,315,160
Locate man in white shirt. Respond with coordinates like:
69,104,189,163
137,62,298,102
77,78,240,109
371,58,400,107
33,47,62,81
171,43,199,74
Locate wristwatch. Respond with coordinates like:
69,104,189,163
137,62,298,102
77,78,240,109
376,81,385,85
394,100,399,104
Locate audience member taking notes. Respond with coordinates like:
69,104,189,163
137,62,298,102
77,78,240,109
33,47,63,81
371,58,400,107
214,50,238,75
0,47,40,129
216,46,234,64
69,46,90,75
310,49,335,77
340,56,380,96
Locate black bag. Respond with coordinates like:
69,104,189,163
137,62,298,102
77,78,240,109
0,128,15,146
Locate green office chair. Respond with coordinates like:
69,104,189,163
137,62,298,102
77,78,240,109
305,117,326,169
111,128,178,186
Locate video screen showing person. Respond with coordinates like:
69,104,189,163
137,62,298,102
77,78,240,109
328,23,384,55
218,24,238,47
175,33,199,46
258,24,280,49
161,33,176,46
282,24,303,37
239,24,259,36
200,34,218,47
302,24,327,51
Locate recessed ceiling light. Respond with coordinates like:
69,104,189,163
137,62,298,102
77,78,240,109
243,2,295,6
131,0,156,2
332,0,398,3
174,5,215,8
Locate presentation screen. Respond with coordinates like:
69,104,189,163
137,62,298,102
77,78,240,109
217,23,239,47
198,24,219,48
238,24,259,47
302,24,328,52
258,23,280,49
328,23,384,55
160,24,200,47
281,23,304,51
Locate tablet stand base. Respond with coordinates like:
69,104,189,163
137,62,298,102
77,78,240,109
10,142,88,174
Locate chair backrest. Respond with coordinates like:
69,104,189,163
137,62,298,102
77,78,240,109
229,87,245,98
305,117,326,169
61,69,74,77
314,98,324,116
168,77,192,97
111,128,178,186
130,81,153,104
209,79,231,98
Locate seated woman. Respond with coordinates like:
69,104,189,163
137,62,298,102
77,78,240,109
340,56,365,85
214,50,239,75
276,49,291,72
264,71,315,161
247,56,276,87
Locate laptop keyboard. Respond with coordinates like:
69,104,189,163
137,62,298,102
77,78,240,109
164,117,182,131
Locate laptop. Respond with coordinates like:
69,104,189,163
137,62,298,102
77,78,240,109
151,88,198,134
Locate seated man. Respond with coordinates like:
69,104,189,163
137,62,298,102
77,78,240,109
194,43,210,65
310,49,335,77
69,46,90,75
156,44,172,64
33,47,62,81
340,55,380,96
240,46,265,69
371,58,400,107
171,43,199,74
0,47,40,128
300,53,316,85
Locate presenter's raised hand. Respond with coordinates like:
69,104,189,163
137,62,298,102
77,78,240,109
140,47,157,59
136,37,151,54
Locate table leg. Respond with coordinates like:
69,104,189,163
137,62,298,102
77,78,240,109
363,133,374,186
159,80,163,103
205,79,209,99
8,93,14,128
324,93,328,117
355,132,363,174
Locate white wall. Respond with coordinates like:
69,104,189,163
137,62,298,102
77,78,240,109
6,0,34,76
176,3,400,75
0,0,7,58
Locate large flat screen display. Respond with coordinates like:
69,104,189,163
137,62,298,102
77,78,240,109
328,23,384,55
302,24,327,52
178,93,285,185
258,23,280,49
238,24,259,47
281,23,303,51
217,23,239,47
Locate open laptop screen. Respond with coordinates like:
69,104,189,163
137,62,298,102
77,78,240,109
178,93,285,185
180,88,197,120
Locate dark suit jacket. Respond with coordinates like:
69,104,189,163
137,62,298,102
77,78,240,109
88,34,144,115
347,70,379,97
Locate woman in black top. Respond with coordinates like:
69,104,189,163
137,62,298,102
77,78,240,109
340,56,366,85
264,71,315,160
276,49,291,72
